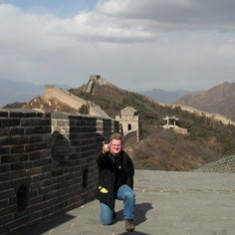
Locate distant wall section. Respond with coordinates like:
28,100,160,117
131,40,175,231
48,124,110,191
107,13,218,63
171,104,235,126
44,85,110,119
195,155,235,173
44,85,86,110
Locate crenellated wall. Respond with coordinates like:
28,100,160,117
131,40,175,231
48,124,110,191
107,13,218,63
195,155,235,173
0,109,120,234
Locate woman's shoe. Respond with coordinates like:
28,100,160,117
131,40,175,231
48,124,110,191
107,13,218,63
125,220,135,232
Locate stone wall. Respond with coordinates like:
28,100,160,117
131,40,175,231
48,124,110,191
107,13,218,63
44,85,110,119
195,155,235,173
171,104,235,126
44,85,86,110
0,109,120,234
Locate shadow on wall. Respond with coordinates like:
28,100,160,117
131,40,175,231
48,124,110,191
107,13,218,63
51,130,70,167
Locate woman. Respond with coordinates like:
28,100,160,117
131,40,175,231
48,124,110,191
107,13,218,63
95,133,135,232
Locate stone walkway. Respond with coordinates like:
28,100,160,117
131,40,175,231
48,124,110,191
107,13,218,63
23,170,235,235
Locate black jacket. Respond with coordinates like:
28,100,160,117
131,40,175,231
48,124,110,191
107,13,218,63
95,150,134,209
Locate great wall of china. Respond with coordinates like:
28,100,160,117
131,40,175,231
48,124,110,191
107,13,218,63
44,85,110,119
195,155,235,173
1,78,234,234
171,104,235,126
1,106,234,234
46,74,235,126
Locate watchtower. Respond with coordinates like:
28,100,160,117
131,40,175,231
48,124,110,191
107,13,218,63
115,106,140,142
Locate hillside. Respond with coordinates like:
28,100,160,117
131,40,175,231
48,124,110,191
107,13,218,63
175,82,235,121
68,77,235,171
3,77,235,171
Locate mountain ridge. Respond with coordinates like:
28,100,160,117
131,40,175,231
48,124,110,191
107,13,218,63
0,79,44,107
175,82,235,121
140,88,190,104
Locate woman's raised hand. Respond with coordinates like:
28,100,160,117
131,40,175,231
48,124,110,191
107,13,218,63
102,141,110,154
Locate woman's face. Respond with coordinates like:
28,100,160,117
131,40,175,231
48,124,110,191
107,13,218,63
110,139,122,156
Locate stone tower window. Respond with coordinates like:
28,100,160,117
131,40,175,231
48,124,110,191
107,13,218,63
128,123,132,130
17,185,29,212
82,168,88,189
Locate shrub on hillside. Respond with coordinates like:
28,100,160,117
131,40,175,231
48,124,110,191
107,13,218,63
130,128,221,171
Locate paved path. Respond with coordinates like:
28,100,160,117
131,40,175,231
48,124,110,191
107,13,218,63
23,170,235,235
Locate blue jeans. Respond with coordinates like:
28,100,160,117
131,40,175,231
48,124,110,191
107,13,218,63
99,184,135,225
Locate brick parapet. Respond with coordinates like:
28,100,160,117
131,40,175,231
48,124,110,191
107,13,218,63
195,155,235,173
0,110,52,234
0,110,120,234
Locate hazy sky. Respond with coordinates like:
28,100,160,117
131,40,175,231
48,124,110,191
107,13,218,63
0,0,235,91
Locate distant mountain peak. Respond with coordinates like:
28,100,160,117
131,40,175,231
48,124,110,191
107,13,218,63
140,88,190,104
175,81,235,121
